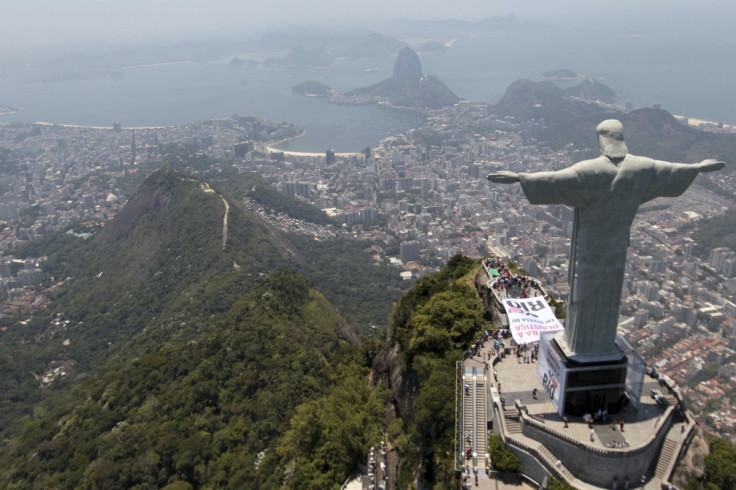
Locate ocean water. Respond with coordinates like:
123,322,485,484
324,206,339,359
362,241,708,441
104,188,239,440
1,27,734,152
0,57,423,153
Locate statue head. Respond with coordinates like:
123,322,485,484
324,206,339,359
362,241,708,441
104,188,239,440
597,119,628,159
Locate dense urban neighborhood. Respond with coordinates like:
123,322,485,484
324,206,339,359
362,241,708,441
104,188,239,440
1,99,735,443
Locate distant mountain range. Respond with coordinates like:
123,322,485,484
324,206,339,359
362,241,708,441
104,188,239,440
492,78,736,174
368,15,553,38
254,32,408,68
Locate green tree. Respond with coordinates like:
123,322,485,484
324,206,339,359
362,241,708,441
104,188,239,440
548,476,575,490
700,438,736,489
488,435,522,473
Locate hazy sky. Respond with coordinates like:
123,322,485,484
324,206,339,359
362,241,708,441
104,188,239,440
3,0,736,53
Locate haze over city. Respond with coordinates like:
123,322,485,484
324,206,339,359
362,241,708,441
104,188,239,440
3,0,736,51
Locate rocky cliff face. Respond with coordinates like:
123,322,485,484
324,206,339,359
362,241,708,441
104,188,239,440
672,427,709,488
371,329,420,426
393,46,423,79
344,46,459,109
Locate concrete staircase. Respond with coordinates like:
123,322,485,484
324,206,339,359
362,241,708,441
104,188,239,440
663,393,678,407
503,408,522,435
654,438,679,480
537,444,575,484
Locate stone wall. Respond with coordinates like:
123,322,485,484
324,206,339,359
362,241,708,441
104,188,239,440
520,407,674,487
506,445,548,486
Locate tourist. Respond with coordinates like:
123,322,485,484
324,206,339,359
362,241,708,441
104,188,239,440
590,428,595,441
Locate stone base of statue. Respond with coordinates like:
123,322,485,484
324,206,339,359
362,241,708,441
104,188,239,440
551,332,629,416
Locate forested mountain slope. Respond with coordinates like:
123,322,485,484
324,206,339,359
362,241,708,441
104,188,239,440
0,270,386,489
0,166,403,445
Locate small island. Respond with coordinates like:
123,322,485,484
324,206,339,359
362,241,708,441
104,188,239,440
542,69,584,80
227,57,259,69
0,105,21,117
292,80,336,97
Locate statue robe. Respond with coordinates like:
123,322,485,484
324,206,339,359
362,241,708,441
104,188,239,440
519,155,701,356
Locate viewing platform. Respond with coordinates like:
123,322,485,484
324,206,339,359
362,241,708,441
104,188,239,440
489,345,694,489
457,262,699,489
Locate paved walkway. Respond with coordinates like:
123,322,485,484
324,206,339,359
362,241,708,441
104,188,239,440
492,349,685,449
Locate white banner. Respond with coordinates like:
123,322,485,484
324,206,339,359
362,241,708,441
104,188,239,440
536,332,567,416
502,297,564,344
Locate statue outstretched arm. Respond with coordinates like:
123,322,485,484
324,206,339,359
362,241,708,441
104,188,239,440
698,159,726,172
644,158,727,202
487,171,520,184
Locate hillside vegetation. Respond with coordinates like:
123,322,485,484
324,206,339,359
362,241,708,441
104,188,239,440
373,255,493,487
0,271,386,489
686,206,736,259
0,166,404,445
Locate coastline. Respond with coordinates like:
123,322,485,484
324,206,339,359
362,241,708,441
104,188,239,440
6,107,731,153
677,115,735,131
265,130,362,157
0,108,22,117
34,121,172,130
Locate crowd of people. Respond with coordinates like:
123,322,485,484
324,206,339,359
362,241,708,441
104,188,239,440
483,256,542,300
468,329,540,366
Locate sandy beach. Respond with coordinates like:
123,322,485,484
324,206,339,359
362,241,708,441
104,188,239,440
34,121,171,130
264,130,362,157
264,146,362,157
680,116,734,130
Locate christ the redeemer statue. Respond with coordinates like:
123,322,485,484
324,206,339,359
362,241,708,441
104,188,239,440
488,119,724,359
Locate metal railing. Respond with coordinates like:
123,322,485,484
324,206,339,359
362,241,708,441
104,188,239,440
454,360,465,476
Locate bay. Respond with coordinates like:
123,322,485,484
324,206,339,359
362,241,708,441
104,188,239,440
1,25,735,152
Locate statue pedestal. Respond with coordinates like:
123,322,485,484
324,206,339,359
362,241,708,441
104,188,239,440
549,335,629,416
